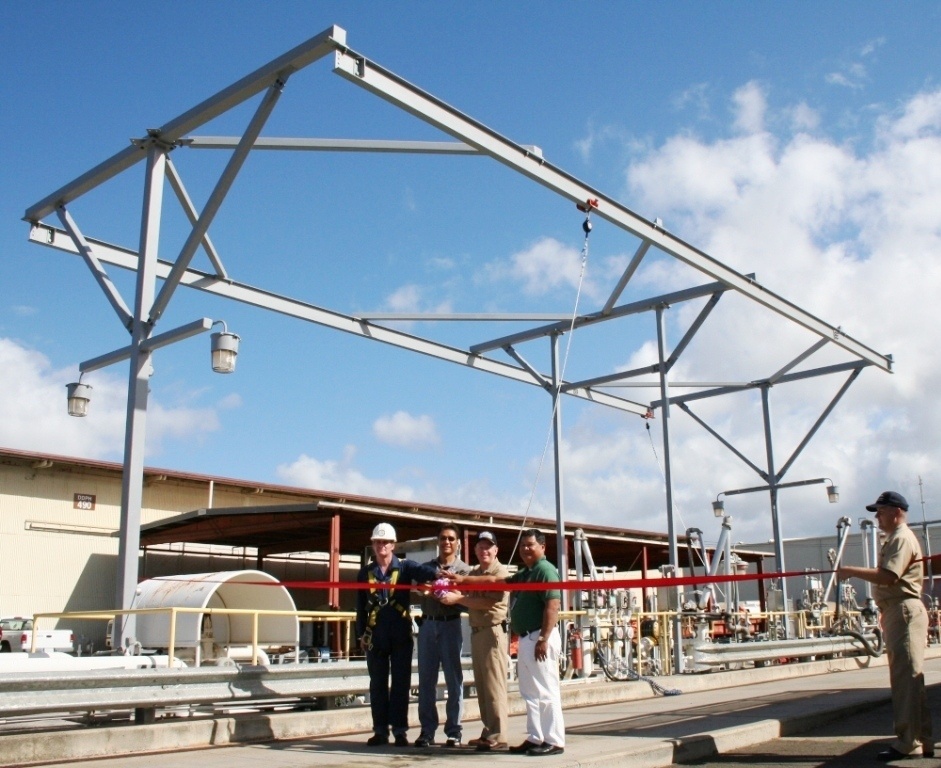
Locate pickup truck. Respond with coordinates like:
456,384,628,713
0,617,74,653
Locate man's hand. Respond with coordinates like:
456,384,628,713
534,637,548,662
438,590,463,606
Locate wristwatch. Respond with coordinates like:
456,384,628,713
536,636,546,642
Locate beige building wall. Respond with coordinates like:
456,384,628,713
0,455,341,651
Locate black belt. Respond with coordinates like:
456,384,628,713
424,615,461,622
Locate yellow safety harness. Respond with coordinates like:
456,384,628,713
361,567,409,650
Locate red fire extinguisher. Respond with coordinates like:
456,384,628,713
567,623,582,672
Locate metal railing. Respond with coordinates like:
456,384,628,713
30,608,357,664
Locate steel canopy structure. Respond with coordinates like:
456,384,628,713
23,25,890,662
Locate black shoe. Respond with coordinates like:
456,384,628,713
444,737,462,748
366,733,389,747
509,740,542,754
924,743,935,758
393,734,409,747
876,747,911,762
528,743,564,757
414,735,433,748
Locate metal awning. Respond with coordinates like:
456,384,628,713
140,502,768,572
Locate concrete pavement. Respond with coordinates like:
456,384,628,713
9,651,941,767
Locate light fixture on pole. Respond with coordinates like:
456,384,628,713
712,476,840,516
210,321,240,374
712,494,725,517
66,377,92,417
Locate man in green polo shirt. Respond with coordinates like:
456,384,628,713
449,527,565,757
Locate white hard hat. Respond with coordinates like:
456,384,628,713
371,522,397,541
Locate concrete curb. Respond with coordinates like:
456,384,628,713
558,696,892,768
2,648,927,766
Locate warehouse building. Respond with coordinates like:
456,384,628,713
1,446,766,652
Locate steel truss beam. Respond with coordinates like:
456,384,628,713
181,136,542,155
332,46,890,373
24,26,346,223
670,365,866,481
23,25,893,658
28,223,649,416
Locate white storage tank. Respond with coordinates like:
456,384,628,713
132,570,298,664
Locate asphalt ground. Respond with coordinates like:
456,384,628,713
11,654,941,768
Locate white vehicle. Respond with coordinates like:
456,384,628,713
0,617,75,653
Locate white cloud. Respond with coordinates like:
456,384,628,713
276,448,417,500
217,393,243,410
383,284,453,315
485,237,599,299
534,83,941,543
672,82,712,119
373,410,440,448
731,81,767,134
574,120,631,162
0,337,227,461
860,37,885,58
878,90,941,141
826,39,882,90
788,102,821,132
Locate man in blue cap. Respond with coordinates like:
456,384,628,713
838,491,934,761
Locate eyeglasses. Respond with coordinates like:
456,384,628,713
439,536,457,542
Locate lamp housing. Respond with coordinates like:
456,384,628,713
66,382,92,417
211,331,240,374
712,499,725,517
826,484,839,504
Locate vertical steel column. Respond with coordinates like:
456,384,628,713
550,332,568,607
573,530,584,618
641,546,649,611
760,384,790,638
655,306,683,672
115,143,166,649
329,511,342,657
329,512,341,610
860,519,876,600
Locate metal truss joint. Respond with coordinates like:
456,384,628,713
131,130,178,153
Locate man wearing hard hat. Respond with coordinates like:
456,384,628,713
356,522,439,747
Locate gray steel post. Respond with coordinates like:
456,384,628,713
115,144,166,649
760,385,790,638
573,529,584,616
655,306,683,673
550,333,568,608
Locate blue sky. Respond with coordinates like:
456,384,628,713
3,2,941,548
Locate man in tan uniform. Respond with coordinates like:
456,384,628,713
838,490,934,761
438,531,510,751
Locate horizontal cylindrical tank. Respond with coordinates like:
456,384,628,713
132,570,298,651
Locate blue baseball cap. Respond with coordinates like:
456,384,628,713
865,491,909,512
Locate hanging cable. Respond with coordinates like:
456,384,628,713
513,200,598,557
644,419,699,563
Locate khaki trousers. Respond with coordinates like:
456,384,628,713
470,624,509,743
882,598,933,754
